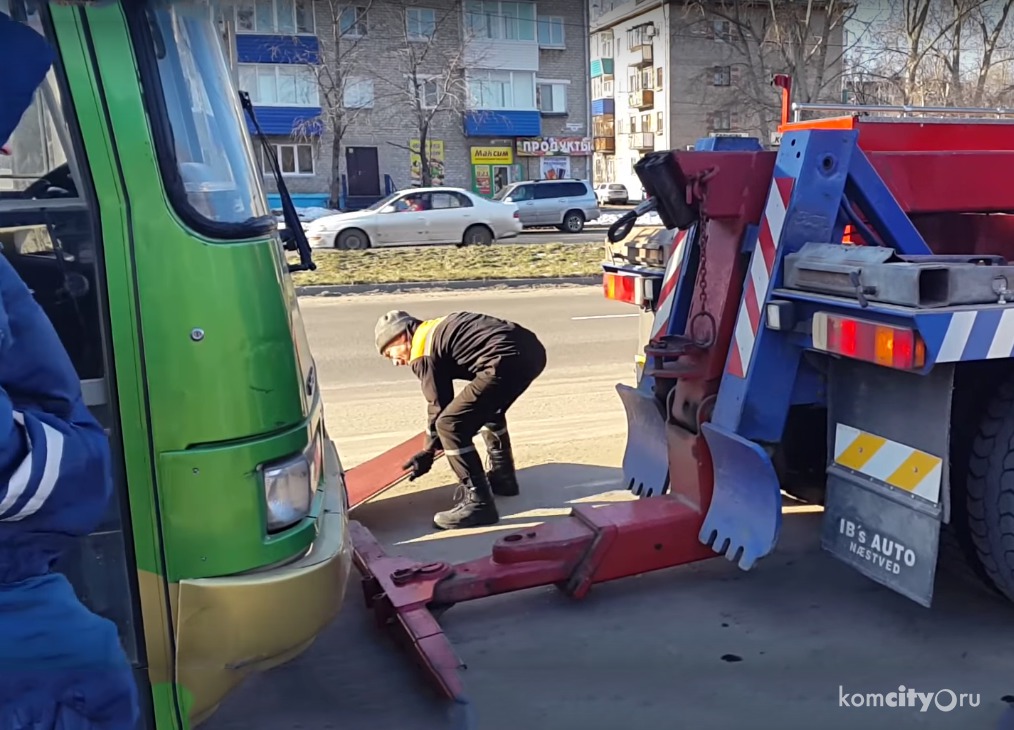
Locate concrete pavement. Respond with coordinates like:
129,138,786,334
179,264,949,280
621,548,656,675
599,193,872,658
204,287,1014,730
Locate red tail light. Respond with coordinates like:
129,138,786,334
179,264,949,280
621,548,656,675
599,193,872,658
812,312,925,370
603,272,640,305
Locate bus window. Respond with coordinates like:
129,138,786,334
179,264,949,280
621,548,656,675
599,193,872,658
0,3,142,666
144,0,270,231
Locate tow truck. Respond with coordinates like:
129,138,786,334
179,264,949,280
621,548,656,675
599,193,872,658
347,75,1014,703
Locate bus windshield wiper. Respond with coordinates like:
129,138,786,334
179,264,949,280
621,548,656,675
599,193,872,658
238,90,315,274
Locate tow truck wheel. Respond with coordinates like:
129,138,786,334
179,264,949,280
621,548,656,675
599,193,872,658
962,375,1014,602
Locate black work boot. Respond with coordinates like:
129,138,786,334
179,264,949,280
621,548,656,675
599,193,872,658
482,428,520,497
432,474,500,530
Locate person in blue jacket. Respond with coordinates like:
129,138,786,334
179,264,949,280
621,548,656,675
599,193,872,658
0,8,140,730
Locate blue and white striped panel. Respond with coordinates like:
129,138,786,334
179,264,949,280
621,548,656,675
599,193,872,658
935,309,1014,362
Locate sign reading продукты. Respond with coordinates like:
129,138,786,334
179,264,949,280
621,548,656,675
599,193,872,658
838,518,917,575
516,136,592,156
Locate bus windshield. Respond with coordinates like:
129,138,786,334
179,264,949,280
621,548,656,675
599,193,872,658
143,0,269,228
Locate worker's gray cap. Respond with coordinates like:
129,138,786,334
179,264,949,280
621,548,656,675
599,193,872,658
375,310,418,353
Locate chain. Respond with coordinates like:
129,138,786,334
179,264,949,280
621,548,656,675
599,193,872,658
688,167,718,349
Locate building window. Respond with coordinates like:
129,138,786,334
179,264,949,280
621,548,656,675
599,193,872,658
713,19,732,41
537,16,564,48
339,5,368,37
656,111,663,131
600,32,613,58
412,77,441,108
238,63,319,106
407,7,437,40
629,72,639,92
343,78,375,108
641,113,651,132
641,67,652,89
262,142,315,176
712,110,731,131
537,80,568,114
465,0,536,42
468,70,536,109
603,78,614,96
655,67,663,89
234,0,315,34
713,66,731,86
626,23,651,49
629,116,637,133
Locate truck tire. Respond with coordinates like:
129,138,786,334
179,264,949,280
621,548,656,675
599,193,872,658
963,375,1014,602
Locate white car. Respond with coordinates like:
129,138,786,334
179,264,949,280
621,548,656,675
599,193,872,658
595,183,629,205
305,187,522,250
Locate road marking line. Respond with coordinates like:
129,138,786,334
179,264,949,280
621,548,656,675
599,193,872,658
571,314,639,320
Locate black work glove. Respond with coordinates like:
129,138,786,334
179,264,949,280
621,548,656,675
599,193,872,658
403,449,435,481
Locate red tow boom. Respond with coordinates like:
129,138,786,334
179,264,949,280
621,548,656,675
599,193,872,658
349,497,716,700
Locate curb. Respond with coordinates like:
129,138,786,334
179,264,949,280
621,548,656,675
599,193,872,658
296,276,601,297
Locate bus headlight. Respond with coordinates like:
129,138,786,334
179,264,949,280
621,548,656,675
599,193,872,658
262,430,323,533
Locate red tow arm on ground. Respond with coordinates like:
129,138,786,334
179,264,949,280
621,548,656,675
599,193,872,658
344,431,444,510
349,495,719,700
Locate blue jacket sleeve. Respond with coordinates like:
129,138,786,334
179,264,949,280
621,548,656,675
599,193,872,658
0,256,111,538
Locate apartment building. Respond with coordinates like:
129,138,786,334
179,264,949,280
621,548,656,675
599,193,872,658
589,0,843,199
218,0,591,208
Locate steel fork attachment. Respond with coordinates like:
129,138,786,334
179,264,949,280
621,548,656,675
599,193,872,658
350,496,717,700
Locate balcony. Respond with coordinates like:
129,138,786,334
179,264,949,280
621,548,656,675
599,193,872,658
630,132,654,151
628,89,654,110
629,44,652,68
591,98,614,116
591,58,614,77
594,137,616,153
592,114,614,138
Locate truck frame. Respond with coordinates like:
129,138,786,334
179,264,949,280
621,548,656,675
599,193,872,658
346,76,1014,702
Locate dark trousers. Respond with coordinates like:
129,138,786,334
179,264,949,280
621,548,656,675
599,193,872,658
434,341,547,485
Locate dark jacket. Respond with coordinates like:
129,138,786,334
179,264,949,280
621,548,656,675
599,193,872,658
409,311,541,448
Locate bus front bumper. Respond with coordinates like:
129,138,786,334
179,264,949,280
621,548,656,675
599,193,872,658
177,438,353,725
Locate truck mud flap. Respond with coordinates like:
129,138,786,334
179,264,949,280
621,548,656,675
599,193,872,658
616,382,669,496
821,359,952,607
821,470,941,607
699,422,782,570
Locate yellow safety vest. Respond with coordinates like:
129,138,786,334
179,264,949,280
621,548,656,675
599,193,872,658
410,317,445,362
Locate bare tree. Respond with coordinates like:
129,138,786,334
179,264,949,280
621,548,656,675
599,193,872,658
850,0,1014,107
679,0,864,143
287,1,376,208
368,0,480,186
967,0,1014,104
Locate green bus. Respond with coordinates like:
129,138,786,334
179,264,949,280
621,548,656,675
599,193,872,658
1,1,351,727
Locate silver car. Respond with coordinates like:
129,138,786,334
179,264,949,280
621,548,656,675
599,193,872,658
305,187,522,249
494,179,601,233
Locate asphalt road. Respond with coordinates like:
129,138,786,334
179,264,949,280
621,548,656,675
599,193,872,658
204,287,1014,730
509,227,608,246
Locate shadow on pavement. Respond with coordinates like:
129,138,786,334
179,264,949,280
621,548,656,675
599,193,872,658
200,462,627,730
200,459,1014,730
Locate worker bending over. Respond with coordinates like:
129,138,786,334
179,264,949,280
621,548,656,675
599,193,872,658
376,310,546,529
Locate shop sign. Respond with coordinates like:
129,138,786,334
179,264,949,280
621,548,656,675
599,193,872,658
516,136,593,156
471,146,513,164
